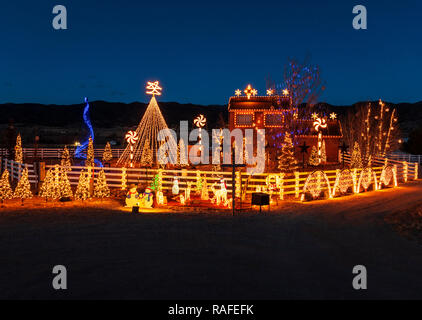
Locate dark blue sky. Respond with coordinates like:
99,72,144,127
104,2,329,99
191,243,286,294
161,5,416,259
1,0,421,105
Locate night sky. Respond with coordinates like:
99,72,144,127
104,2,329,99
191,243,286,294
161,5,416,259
1,0,421,105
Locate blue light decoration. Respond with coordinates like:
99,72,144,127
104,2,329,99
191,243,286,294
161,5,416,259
74,97,103,167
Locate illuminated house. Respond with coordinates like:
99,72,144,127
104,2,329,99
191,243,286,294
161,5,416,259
228,86,343,165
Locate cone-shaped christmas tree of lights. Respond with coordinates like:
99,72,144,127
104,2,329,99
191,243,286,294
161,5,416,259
15,134,23,163
140,138,153,167
117,83,177,167
94,169,110,199
0,170,13,204
350,142,363,169
102,142,113,163
61,146,72,172
59,169,73,199
86,137,95,167
277,132,298,172
75,170,90,200
178,139,188,167
321,140,327,163
39,168,60,201
14,168,33,203
308,146,320,166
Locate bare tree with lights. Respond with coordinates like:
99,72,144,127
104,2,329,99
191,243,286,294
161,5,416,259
342,100,399,166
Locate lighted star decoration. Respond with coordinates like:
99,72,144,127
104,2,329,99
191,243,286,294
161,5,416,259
194,114,207,128
282,89,289,96
235,89,242,97
267,89,274,96
146,81,162,96
313,117,328,132
330,112,337,120
311,113,319,120
244,84,257,100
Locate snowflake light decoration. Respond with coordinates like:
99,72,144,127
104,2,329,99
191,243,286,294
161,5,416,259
267,89,274,96
282,89,289,96
311,113,319,120
330,112,337,120
235,89,242,97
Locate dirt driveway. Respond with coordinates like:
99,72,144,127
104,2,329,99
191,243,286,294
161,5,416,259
1,181,422,299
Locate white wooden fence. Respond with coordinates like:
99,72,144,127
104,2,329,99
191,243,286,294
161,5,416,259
0,147,125,159
0,158,39,185
341,153,418,181
387,152,422,164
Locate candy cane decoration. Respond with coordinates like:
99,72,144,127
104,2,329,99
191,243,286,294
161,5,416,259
125,130,139,168
313,117,327,164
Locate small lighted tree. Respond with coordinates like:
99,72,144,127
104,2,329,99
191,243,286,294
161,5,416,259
0,170,13,205
15,134,23,163
39,168,59,201
94,169,110,199
201,177,209,200
61,146,72,172
75,170,90,200
195,171,202,194
102,142,113,163
59,168,73,199
86,137,95,167
350,141,363,169
277,132,298,172
14,168,33,203
308,146,320,166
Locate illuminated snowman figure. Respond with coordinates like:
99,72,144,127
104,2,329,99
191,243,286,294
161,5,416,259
125,186,140,207
172,176,180,195
141,187,154,208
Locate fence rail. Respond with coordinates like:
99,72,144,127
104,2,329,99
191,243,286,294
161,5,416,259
387,152,422,164
1,158,38,185
0,147,125,159
1,151,418,202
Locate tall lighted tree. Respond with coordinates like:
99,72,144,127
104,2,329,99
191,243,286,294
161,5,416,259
277,132,298,172
117,82,177,167
94,169,110,199
15,134,23,163
102,142,113,163
321,140,327,163
75,170,90,200
0,170,13,205
86,137,95,167
61,146,72,172
178,139,188,167
14,168,33,203
140,138,153,167
350,142,363,169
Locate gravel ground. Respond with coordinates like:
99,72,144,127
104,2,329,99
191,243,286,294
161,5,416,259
1,181,422,299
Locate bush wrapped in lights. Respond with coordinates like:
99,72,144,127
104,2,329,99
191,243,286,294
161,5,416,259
332,169,354,197
301,171,331,201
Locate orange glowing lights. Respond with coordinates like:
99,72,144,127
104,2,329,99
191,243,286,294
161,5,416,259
244,84,257,99
146,81,162,96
